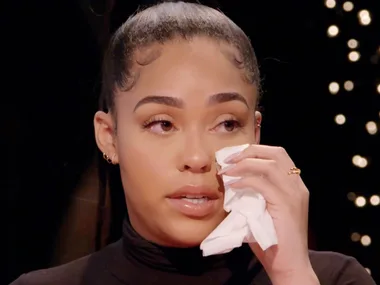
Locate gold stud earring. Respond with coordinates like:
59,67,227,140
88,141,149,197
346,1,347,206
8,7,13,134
103,152,113,164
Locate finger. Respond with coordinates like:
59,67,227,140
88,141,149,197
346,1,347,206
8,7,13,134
225,145,295,170
227,175,284,204
220,158,295,193
227,174,310,218
220,158,275,176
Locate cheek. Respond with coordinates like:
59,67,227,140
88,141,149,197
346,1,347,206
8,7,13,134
116,134,172,199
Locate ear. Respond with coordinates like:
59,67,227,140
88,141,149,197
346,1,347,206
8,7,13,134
254,111,262,144
94,111,119,164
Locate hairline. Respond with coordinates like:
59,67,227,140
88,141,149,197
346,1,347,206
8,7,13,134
109,36,260,122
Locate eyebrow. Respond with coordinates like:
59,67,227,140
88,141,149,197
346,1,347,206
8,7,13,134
208,92,249,108
133,92,249,112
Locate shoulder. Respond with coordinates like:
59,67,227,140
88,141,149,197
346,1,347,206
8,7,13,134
9,240,123,285
9,255,90,285
309,250,376,285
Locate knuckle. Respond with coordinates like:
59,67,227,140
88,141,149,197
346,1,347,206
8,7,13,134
266,160,278,172
275,146,287,157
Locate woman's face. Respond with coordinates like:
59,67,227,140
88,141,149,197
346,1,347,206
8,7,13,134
95,37,261,247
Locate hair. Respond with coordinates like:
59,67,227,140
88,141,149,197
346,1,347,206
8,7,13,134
100,1,261,117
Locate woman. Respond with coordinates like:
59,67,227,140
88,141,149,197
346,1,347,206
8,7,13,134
11,2,376,285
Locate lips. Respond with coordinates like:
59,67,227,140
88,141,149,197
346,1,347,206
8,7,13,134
167,185,219,200
166,185,220,218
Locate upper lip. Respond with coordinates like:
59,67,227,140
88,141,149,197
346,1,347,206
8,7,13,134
167,185,219,200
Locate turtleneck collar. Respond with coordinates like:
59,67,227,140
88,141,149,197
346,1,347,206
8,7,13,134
121,215,258,275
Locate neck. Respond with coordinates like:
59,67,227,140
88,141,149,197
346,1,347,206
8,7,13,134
121,214,257,274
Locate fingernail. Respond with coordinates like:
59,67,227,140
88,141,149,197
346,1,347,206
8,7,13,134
218,164,236,175
224,152,241,163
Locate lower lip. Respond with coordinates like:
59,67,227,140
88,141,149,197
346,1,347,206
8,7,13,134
167,198,218,218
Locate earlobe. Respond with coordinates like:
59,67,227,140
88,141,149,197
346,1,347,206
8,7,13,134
94,111,118,164
254,111,262,144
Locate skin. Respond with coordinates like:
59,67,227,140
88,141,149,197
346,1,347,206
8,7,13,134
94,37,319,285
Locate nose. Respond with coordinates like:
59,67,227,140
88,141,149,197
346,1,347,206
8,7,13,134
178,136,212,173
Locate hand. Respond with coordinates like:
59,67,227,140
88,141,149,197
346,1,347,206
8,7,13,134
219,145,319,285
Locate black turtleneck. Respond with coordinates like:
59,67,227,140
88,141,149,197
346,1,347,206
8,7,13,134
10,217,376,285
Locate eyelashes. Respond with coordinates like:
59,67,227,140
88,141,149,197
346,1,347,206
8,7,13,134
215,118,242,132
142,115,244,135
142,117,176,133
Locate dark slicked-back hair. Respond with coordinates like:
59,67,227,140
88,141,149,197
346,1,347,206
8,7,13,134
100,1,261,115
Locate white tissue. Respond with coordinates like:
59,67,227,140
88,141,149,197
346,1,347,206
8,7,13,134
200,144,278,256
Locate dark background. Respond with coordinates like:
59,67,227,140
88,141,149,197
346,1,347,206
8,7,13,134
5,0,379,283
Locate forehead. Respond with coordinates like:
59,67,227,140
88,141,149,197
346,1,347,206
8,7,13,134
119,37,257,107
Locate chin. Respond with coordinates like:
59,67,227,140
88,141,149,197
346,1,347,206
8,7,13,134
163,213,226,248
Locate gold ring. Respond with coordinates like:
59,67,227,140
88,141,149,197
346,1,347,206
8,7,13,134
288,167,301,175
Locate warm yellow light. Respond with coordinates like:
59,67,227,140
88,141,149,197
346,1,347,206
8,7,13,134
351,232,361,242
365,121,378,135
348,51,360,62
358,10,371,25
343,1,354,12
344,81,354,91
325,0,336,8
355,196,366,207
347,39,358,49
347,192,356,201
361,235,371,246
335,114,346,125
370,195,380,206
352,155,368,168
327,25,339,37
329,82,339,94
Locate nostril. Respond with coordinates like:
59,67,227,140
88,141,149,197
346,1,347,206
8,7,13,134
182,163,210,173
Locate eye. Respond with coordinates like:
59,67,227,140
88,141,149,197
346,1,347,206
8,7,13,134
142,119,176,134
214,119,242,133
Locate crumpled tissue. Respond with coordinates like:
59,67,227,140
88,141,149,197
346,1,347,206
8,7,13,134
200,144,278,256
